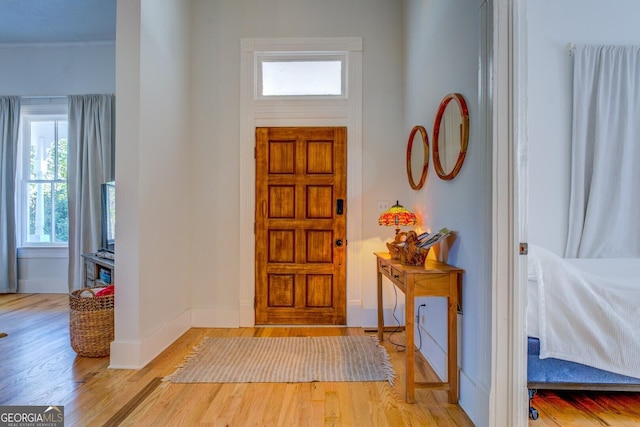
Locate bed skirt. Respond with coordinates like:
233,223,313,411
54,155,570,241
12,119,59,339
527,337,640,391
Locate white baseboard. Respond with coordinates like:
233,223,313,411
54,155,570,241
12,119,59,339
458,371,490,427
417,323,447,379
239,300,254,327
191,308,240,328
109,309,191,369
352,304,405,328
18,279,68,293
219,303,405,328
109,304,406,369
416,323,484,426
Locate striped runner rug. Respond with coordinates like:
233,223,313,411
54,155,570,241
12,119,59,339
163,335,394,385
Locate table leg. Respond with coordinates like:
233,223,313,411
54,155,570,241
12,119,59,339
377,269,384,342
448,273,459,403
406,278,415,403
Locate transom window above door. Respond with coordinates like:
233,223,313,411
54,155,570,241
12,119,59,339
257,53,346,98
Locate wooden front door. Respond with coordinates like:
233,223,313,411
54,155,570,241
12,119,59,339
255,127,347,325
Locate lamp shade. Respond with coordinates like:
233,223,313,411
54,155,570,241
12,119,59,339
378,201,417,227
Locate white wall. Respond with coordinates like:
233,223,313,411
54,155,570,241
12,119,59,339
114,4,492,423
403,1,489,425
2,5,492,422
0,43,115,293
527,0,640,255
0,44,115,96
110,0,192,368
188,0,404,323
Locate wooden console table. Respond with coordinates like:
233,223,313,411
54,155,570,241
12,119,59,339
375,252,463,403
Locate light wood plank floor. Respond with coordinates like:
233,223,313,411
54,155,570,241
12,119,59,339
1,293,472,426
2,294,640,426
529,389,640,426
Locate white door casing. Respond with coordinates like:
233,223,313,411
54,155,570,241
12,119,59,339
239,37,363,327
490,0,529,425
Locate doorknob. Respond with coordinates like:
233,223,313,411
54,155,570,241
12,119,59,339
335,239,343,247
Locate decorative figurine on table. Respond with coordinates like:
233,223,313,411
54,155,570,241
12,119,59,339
398,231,429,266
386,231,407,260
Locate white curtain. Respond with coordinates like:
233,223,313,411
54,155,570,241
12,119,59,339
0,97,20,293
68,95,115,291
565,45,640,258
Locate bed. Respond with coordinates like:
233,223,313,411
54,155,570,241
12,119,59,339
526,245,640,419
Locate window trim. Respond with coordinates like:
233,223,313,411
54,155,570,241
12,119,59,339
17,246,68,259
17,101,69,248
256,52,347,99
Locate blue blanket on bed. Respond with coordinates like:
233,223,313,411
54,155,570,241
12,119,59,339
528,337,640,386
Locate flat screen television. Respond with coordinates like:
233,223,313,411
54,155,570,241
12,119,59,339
100,181,116,252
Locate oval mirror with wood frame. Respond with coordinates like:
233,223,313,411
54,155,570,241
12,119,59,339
432,93,469,181
406,125,429,190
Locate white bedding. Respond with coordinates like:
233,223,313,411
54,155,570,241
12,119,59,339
527,256,640,339
527,244,640,379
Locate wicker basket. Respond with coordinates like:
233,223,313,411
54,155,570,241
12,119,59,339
69,287,114,357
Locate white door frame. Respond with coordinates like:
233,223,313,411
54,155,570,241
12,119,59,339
490,0,528,425
238,37,363,327
238,17,529,423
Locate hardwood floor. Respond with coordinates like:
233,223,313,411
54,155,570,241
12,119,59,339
2,294,639,426
529,390,640,426
0,293,471,426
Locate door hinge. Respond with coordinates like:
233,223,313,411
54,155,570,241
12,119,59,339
254,146,257,159
519,242,528,255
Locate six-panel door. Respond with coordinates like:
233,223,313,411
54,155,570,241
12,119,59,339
255,127,347,325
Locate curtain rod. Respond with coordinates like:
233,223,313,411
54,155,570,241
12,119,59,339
568,42,576,57
21,95,68,99
21,94,115,99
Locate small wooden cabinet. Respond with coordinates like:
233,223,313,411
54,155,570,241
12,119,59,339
81,253,115,288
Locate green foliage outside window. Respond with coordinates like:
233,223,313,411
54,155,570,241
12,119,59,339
27,133,68,243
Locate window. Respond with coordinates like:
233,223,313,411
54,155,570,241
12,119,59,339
18,102,69,246
257,53,346,98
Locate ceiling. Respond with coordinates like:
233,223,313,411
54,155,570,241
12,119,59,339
0,0,116,44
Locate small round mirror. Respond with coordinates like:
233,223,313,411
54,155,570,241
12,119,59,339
432,93,469,180
406,125,429,190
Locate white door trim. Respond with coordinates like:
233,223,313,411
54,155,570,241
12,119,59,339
490,0,528,425
513,0,529,423
238,37,363,327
